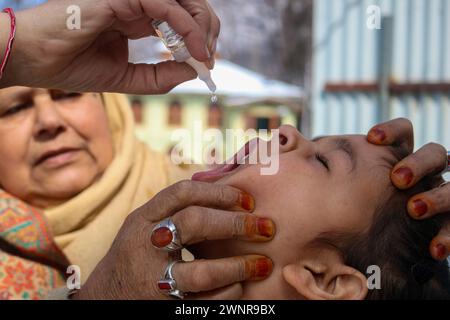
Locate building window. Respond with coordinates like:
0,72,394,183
256,117,269,130
131,98,144,124
268,116,281,130
208,103,223,127
168,100,183,126
247,116,281,130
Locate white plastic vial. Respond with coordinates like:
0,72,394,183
152,20,216,93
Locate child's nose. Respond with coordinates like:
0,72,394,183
278,125,308,153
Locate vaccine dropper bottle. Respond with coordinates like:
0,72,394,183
152,20,217,93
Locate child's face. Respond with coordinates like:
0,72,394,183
190,125,404,299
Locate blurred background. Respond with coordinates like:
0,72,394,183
2,0,449,163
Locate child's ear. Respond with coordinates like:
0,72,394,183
282,259,368,300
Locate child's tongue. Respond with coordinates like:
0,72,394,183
191,163,238,182
191,138,258,183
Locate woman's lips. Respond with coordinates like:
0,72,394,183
35,148,81,169
192,139,257,183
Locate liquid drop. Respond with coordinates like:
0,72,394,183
211,94,218,104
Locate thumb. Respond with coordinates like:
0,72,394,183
112,60,197,94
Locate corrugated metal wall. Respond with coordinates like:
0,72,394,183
312,0,450,149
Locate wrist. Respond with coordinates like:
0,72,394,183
0,11,11,87
0,9,30,88
0,12,7,53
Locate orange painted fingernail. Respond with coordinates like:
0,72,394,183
393,167,414,186
239,192,255,211
256,218,275,238
255,258,272,278
369,127,386,143
151,227,172,248
244,216,274,239
412,199,428,217
434,243,447,260
245,257,273,280
246,257,273,280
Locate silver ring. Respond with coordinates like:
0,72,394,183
157,260,185,299
151,218,183,252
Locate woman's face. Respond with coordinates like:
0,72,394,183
0,87,114,208
191,125,404,299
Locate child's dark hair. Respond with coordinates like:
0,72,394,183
339,177,450,299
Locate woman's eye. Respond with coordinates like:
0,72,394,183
52,92,82,101
2,102,33,117
315,153,329,170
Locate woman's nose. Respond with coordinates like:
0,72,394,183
277,124,309,153
32,94,66,140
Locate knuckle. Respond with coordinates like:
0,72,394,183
214,185,227,202
233,257,247,281
171,180,192,202
429,187,450,211
191,263,215,290
175,206,204,240
121,213,139,234
123,210,136,226
232,214,246,238
214,185,236,205
178,206,203,229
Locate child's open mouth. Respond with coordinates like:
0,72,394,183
191,139,258,182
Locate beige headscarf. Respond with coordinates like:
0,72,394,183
44,93,193,282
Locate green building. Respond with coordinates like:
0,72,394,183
129,59,303,164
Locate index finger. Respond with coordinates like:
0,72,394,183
178,0,221,68
177,0,212,39
137,180,255,222
141,0,209,61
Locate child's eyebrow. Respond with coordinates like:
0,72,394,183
388,144,410,163
377,145,409,170
335,138,357,172
312,136,409,173
312,136,357,172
